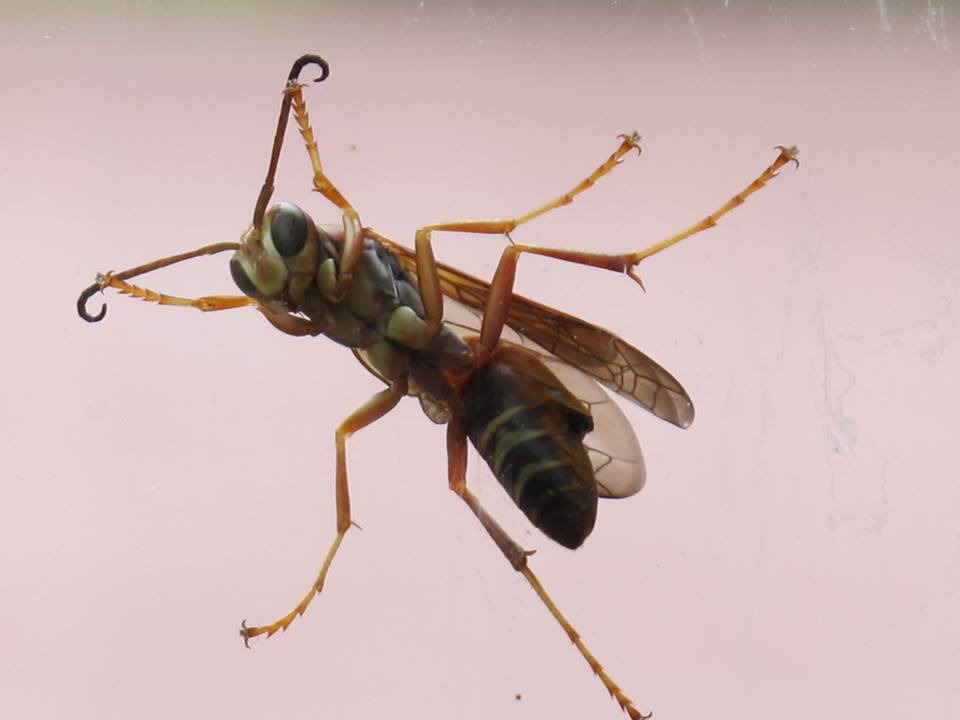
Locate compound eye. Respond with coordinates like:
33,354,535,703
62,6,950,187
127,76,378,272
230,257,259,298
270,202,308,258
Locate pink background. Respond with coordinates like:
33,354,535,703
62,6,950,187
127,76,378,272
3,3,959,719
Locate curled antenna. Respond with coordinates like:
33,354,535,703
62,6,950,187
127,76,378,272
75,242,240,323
288,54,329,85
78,280,107,322
252,54,331,230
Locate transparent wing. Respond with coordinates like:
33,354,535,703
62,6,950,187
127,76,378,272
442,302,645,498
543,354,647,498
375,234,695,429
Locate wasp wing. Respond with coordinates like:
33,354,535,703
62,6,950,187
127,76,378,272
375,234,695,429
541,351,647,498
441,301,645,498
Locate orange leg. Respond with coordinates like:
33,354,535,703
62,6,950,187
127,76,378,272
77,242,243,322
287,81,354,213
282,66,366,297
446,418,650,720
416,143,799,350
90,275,254,313
241,379,408,645
246,54,364,301
259,308,328,337
249,55,350,227
429,145,798,351
414,132,643,336
78,265,324,336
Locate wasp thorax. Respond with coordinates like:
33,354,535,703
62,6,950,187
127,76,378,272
230,203,319,303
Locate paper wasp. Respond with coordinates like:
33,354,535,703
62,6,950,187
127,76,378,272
77,53,797,719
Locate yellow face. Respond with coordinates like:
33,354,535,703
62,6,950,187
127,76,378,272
229,202,319,305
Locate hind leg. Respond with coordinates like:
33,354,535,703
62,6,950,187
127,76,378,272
445,417,649,720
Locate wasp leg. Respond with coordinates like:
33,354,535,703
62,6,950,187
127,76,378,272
241,379,408,645
87,275,254,315
287,75,354,212
446,418,649,720
250,54,353,230
282,62,367,298
414,145,797,343
77,242,243,322
258,308,328,337
413,133,642,337
247,54,362,297
325,208,365,301
432,146,799,353
507,144,800,287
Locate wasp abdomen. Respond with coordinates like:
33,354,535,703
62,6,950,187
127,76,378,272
462,346,598,549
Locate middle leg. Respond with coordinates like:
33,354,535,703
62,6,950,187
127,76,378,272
416,143,798,348
241,378,408,644
413,132,643,337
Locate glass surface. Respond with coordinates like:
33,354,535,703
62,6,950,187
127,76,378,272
2,2,957,718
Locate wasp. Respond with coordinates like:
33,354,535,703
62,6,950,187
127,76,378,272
78,54,797,719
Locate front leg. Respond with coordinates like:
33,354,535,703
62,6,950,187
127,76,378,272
278,59,369,300
287,79,355,213
250,54,356,230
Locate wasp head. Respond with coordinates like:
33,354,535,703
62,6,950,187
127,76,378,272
230,202,321,308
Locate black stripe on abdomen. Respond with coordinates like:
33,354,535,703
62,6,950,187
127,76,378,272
462,356,598,549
